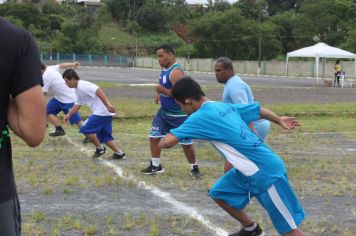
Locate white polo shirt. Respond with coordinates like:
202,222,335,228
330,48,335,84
42,65,76,103
75,80,115,116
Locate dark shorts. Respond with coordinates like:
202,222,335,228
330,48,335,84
0,194,21,236
47,98,81,125
149,108,192,145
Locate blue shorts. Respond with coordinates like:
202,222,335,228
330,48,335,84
47,98,81,125
149,108,192,145
79,115,114,144
209,170,305,235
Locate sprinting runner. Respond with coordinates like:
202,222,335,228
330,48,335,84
159,77,306,236
62,69,126,159
41,62,86,141
140,44,201,178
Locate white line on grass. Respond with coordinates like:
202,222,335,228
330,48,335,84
65,136,229,236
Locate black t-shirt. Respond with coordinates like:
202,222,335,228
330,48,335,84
0,17,43,203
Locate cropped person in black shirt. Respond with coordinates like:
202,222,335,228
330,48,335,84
0,17,46,235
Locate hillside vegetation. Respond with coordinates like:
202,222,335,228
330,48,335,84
1,0,356,59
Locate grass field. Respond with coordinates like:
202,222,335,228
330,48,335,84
11,97,356,235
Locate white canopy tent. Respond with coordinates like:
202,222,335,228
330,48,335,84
285,42,356,85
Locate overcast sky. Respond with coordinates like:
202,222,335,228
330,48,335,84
186,0,238,4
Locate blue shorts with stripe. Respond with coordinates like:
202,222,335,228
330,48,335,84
149,108,192,145
209,169,306,235
47,98,81,125
79,115,114,144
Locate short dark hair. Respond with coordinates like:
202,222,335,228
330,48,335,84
215,57,234,70
41,63,46,71
62,69,80,80
171,76,205,104
156,44,175,54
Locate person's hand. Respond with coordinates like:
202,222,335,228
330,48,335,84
279,116,300,129
107,104,116,113
155,84,166,94
154,94,160,104
74,61,80,68
64,114,70,123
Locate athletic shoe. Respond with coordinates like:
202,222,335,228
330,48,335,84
190,165,202,179
49,129,65,137
229,223,263,236
82,137,90,144
141,161,164,175
112,152,126,160
92,146,106,158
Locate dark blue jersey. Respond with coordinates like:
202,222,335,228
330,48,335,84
159,63,185,114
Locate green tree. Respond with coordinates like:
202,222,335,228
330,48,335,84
266,0,299,16
42,0,61,15
4,15,24,28
270,10,299,54
293,0,356,48
1,3,41,28
137,0,168,32
190,7,282,60
341,29,356,52
105,0,144,24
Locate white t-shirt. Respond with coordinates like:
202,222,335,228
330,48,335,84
42,65,76,103
75,80,115,116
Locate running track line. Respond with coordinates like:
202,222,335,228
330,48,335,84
65,136,229,236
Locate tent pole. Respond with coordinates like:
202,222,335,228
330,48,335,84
285,56,289,77
316,57,319,86
354,57,356,81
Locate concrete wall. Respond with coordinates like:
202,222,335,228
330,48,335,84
43,54,355,79
133,57,355,79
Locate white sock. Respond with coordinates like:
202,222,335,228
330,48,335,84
151,158,160,167
244,222,257,231
115,150,124,155
190,163,198,169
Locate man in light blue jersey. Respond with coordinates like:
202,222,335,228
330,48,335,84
141,44,201,178
214,57,270,173
159,77,306,236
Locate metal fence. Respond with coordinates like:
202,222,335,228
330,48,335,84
41,53,133,67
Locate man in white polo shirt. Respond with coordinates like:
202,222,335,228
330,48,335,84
62,69,126,159
41,62,83,137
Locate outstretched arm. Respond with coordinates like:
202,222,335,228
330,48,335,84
260,108,299,129
7,85,46,147
96,88,116,113
59,61,80,69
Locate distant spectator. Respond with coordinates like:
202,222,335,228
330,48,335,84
334,60,341,87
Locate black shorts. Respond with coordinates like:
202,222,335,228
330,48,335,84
0,194,21,236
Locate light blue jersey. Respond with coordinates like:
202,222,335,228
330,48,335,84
171,101,286,193
223,75,270,141
223,75,254,104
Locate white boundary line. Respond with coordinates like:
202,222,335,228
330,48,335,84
65,136,229,236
